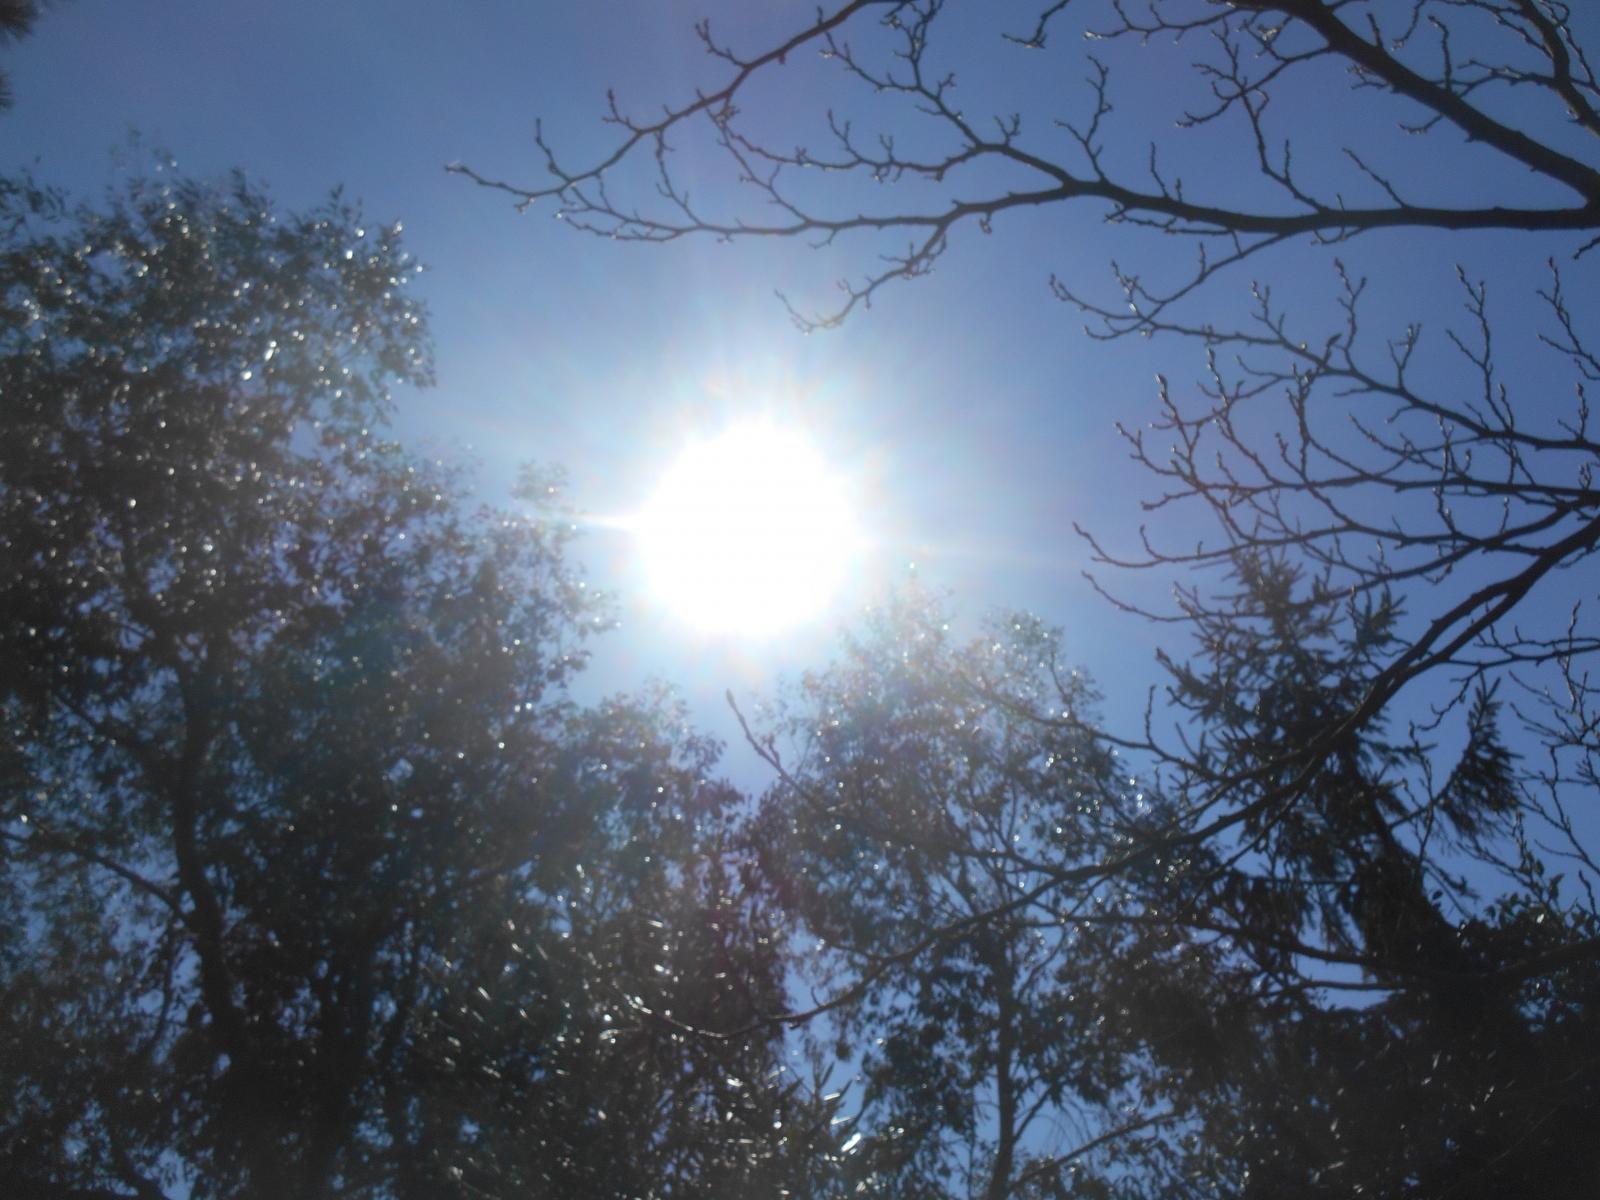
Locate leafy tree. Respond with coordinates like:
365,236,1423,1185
469,3,1600,1193
744,578,1600,1197
747,593,1183,1200
0,166,825,1199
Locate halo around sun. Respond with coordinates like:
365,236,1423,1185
635,422,860,636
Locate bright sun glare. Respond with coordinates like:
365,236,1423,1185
636,423,859,637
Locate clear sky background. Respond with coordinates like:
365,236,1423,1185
7,0,1590,764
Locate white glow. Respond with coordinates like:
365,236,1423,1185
636,423,859,636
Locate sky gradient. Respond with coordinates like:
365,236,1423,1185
10,0,1588,756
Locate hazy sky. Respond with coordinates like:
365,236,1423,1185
9,1,1585,758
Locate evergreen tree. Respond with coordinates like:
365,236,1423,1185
1109,558,1600,1196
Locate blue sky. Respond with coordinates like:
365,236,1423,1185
8,0,1589,759
4,2,1153,729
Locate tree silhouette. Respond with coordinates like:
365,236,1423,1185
0,166,826,1199
0,1,43,111
748,594,1158,1199
467,3,1600,1192
456,1,1600,325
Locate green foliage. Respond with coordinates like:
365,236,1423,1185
10,1,1600,1191
465,0,1600,1193
752,589,1160,1200
0,166,819,1199
1117,560,1600,1197
746,562,1600,1198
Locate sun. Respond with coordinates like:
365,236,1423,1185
636,422,860,636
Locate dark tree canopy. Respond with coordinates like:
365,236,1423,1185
463,2,1600,1194
0,1,42,111
743,583,1600,1198
9,4,1600,1196
0,167,830,1200
749,596,1144,1200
